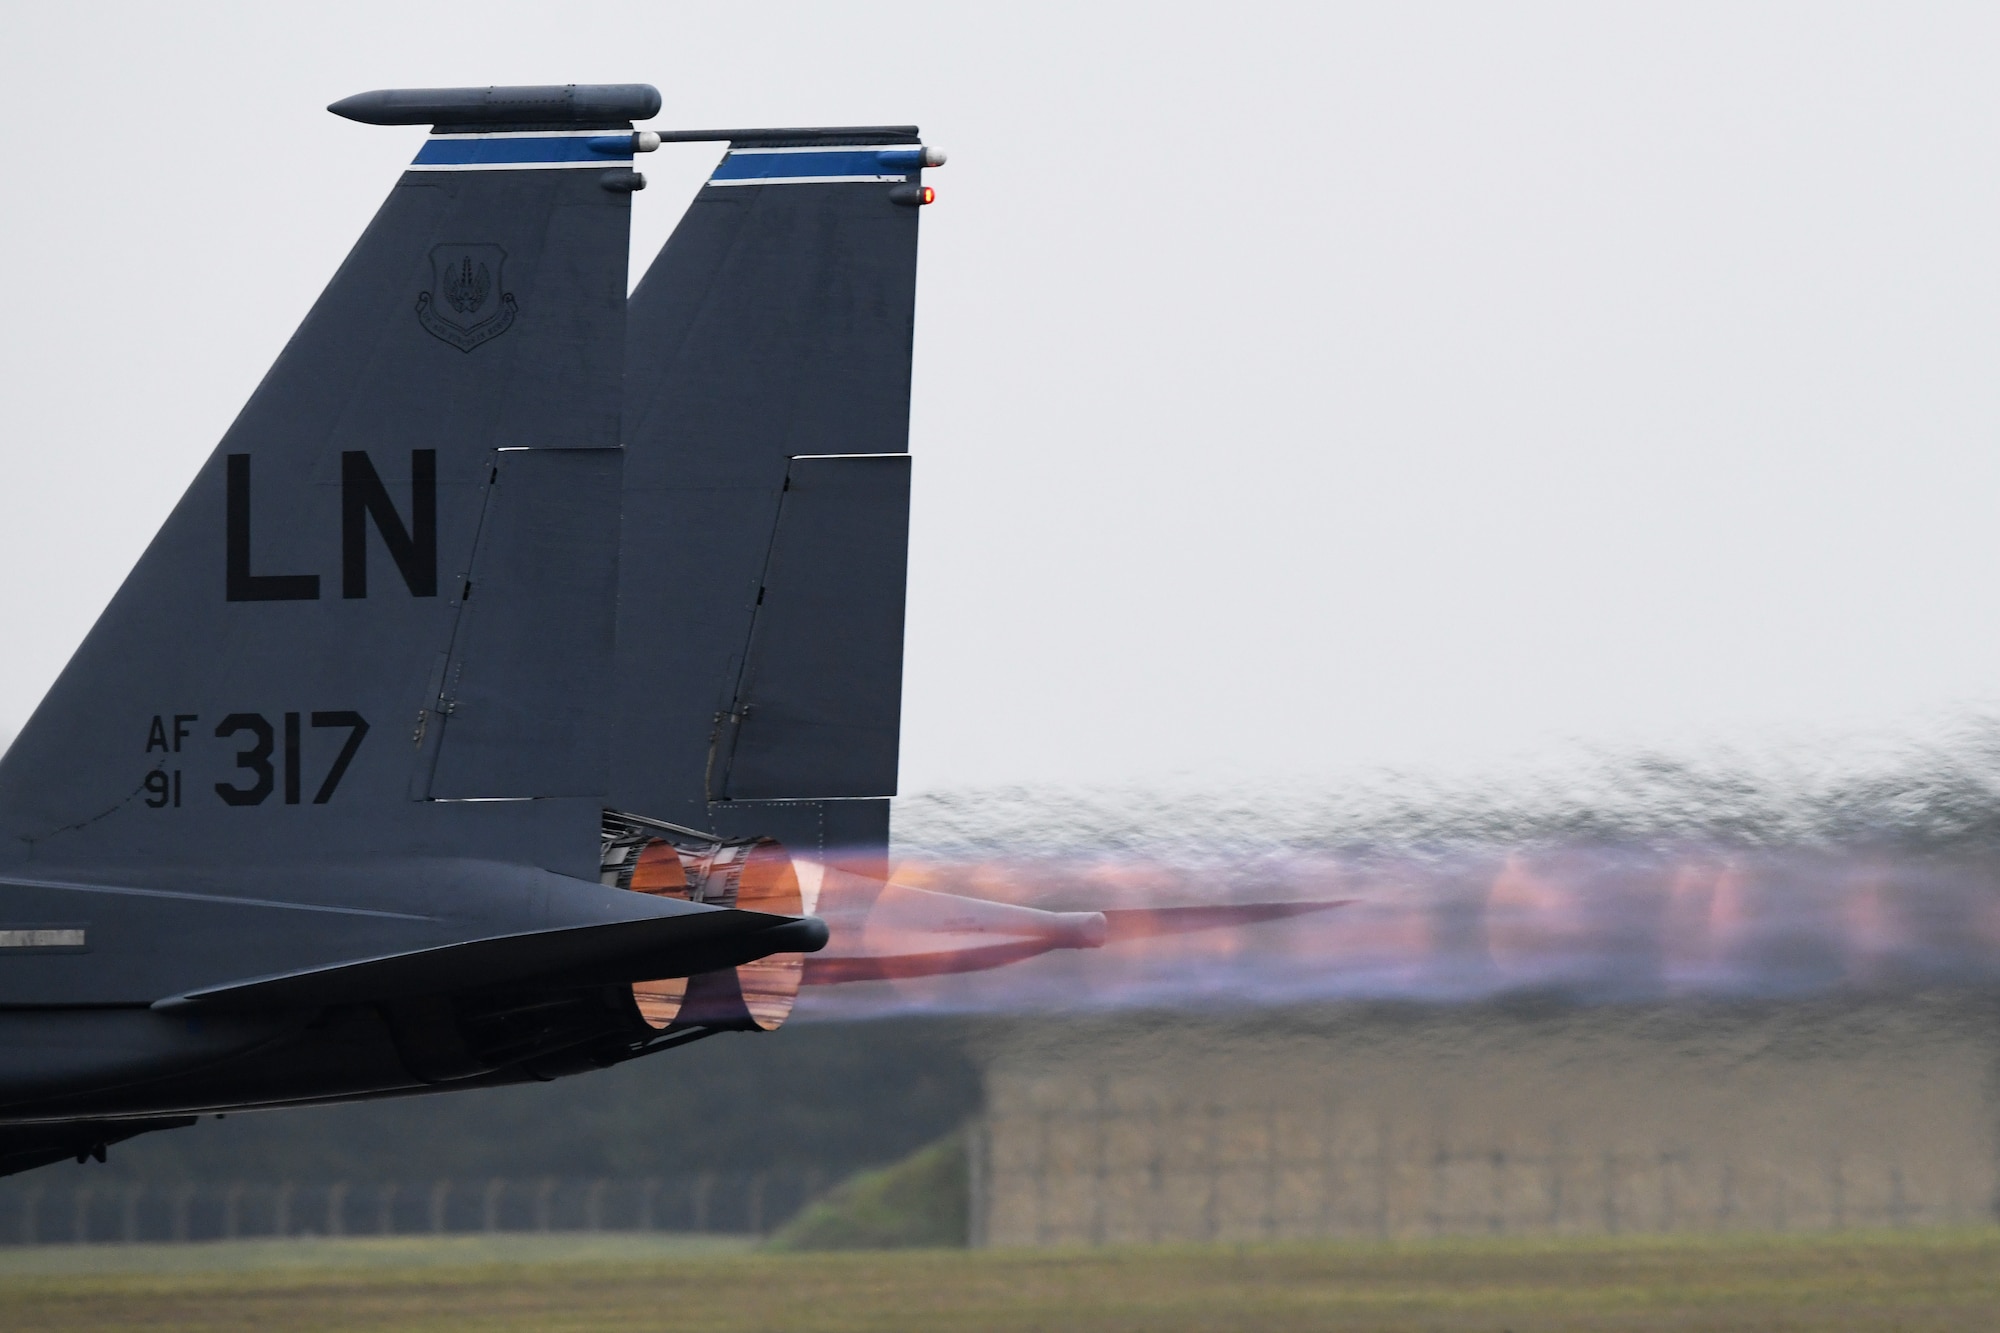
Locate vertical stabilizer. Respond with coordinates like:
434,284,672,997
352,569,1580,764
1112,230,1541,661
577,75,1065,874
615,132,933,871
0,89,651,881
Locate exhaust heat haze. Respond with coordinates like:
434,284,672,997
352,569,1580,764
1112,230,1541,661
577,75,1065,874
799,731,2000,1019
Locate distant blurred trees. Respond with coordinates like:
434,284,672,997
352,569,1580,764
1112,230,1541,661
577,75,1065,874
88,1019,980,1185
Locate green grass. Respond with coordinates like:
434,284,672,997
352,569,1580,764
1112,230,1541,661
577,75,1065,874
769,1131,968,1250
3,1227,1999,1331
0,1232,756,1277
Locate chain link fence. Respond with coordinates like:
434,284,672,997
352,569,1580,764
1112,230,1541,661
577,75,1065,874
0,1170,830,1246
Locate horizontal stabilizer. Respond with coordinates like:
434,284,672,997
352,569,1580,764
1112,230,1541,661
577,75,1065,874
154,906,826,1013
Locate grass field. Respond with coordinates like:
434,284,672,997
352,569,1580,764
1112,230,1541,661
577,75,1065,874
3,1228,1999,1331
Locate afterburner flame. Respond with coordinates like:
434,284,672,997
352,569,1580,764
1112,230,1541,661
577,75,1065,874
685,841,808,1032
603,799,2000,1026
601,816,811,1032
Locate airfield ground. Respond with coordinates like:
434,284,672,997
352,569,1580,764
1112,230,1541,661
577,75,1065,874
1,1229,1997,1330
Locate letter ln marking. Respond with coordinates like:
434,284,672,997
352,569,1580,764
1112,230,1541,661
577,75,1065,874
225,450,438,602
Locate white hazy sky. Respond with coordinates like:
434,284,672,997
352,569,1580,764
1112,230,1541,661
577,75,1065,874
1,3,1998,791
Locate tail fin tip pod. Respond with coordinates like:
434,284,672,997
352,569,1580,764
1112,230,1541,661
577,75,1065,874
329,84,662,127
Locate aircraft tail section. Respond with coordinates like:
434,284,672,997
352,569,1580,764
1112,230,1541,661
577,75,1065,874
0,87,654,881
616,131,936,871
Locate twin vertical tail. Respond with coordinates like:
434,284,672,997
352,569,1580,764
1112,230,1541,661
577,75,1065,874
0,89,932,1046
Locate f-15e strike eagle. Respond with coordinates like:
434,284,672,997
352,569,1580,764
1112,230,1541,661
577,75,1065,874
0,84,1332,1176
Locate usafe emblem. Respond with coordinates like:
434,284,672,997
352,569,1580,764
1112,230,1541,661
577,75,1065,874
415,244,517,351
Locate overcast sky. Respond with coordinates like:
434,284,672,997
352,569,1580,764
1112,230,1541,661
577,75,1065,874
1,3,1997,791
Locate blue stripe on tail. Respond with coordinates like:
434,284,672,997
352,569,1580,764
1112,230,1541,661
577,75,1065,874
413,135,635,169
709,148,916,186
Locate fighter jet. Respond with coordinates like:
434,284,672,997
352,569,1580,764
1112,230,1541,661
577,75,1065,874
0,84,1331,1176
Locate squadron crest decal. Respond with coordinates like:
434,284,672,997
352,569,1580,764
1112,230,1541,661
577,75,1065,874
415,244,517,351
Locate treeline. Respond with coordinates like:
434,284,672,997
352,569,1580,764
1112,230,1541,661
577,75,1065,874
893,718,2000,856
84,1018,980,1185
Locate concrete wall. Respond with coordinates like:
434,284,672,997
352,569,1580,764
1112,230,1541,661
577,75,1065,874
973,994,2000,1246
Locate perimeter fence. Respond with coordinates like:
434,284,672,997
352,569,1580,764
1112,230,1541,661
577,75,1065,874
0,1170,830,1246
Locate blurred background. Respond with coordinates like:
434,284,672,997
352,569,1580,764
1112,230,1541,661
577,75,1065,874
16,732,2000,1247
